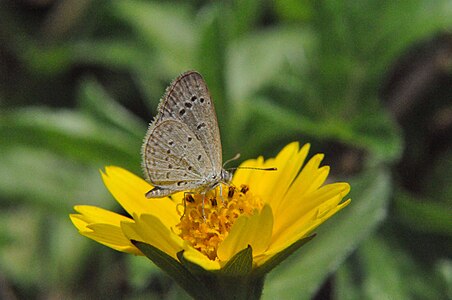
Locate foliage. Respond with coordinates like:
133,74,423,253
0,0,451,298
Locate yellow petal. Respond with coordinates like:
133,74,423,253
239,142,297,191
271,185,350,253
253,219,320,266
72,205,132,225
182,246,222,270
70,210,140,255
287,154,328,198
232,156,264,186
233,143,310,210
268,198,350,263
86,223,141,254
70,214,90,231
267,143,310,212
217,204,273,261
275,182,350,235
121,213,184,260
101,166,180,228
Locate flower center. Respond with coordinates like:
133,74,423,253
176,185,263,261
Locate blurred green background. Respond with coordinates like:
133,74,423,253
1,0,451,299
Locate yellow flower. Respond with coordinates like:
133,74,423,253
70,142,350,271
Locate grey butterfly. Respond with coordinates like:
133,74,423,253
142,71,232,198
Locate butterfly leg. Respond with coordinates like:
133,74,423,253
180,192,195,220
219,184,226,207
201,192,207,221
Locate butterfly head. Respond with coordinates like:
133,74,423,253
220,168,233,185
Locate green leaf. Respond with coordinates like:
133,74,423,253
275,0,313,22
69,39,155,74
197,3,228,127
0,146,110,211
241,96,403,163
126,255,162,291
358,237,411,299
111,0,196,72
337,235,450,300
438,259,452,299
394,190,452,236
23,45,74,75
227,26,311,102
334,260,363,300
349,106,403,164
263,167,392,299
0,197,101,296
0,107,141,171
228,0,263,38
423,150,452,205
77,77,146,140
310,0,452,104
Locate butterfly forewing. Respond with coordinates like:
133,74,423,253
155,71,222,174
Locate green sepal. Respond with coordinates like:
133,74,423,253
131,240,211,300
254,234,316,276
176,245,253,277
216,245,264,300
220,245,253,276
178,245,264,300
176,250,220,298
134,242,267,300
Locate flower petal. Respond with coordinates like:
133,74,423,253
270,184,351,253
121,213,184,260
236,144,300,192
86,223,141,254
101,166,180,228
287,153,329,197
267,143,310,212
262,198,350,266
232,156,264,186
217,204,273,261
275,182,350,235
70,206,140,255
234,143,310,210
182,247,222,270
72,205,132,225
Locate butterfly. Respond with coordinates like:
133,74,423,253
141,71,232,199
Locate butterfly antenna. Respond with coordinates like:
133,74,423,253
224,153,277,172
223,153,241,168
230,166,277,171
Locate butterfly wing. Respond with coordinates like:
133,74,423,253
142,119,212,197
155,71,223,174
